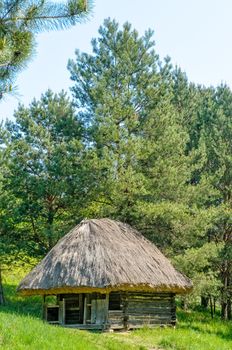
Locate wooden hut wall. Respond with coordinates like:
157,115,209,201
44,291,176,329
124,292,176,328
108,292,124,329
108,292,176,329
44,293,110,328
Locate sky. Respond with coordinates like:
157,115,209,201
1,0,232,121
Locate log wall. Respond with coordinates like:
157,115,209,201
108,292,176,329
44,291,176,330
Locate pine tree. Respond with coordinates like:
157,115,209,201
174,81,232,319
68,19,196,257
0,90,85,252
0,0,92,98
68,18,166,222
199,85,232,320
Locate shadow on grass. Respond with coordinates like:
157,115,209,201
0,283,42,319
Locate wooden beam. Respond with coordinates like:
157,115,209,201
42,295,46,320
63,298,66,324
83,295,87,324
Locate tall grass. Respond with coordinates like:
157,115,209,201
129,310,232,350
0,271,232,350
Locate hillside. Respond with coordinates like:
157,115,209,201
0,273,231,350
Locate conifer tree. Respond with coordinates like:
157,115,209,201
198,85,232,320
170,76,232,319
68,19,193,245
0,90,85,252
0,0,92,98
68,18,165,222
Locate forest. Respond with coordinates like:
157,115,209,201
0,16,231,329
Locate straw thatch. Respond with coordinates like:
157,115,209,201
18,218,192,296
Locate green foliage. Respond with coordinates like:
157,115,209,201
1,19,232,318
174,242,223,303
68,18,190,229
0,0,93,98
68,19,232,318
0,90,86,254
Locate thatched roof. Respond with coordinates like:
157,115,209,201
18,218,192,295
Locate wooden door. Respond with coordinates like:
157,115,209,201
91,299,107,324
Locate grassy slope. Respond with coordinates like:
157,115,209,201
0,273,232,350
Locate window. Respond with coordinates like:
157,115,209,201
109,292,121,310
46,306,59,323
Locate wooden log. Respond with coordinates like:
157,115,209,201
42,295,46,321
128,315,173,320
105,294,109,325
126,293,173,299
128,322,172,329
119,292,176,328
63,324,104,330
127,299,173,304
109,324,124,329
128,309,173,313
108,318,123,322
108,312,123,318
83,296,87,324
59,299,64,325
127,304,173,309
129,320,172,324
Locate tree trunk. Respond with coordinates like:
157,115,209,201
227,272,232,320
0,265,5,305
213,297,216,314
46,203,55,250
221,259,230,320
201,296,209,308
221,300,228,320
209,295,213,318
221,231,231,321
180,297,188,310
221,284,228,320
228,298,231,320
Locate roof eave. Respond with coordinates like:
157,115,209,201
18,283,193,296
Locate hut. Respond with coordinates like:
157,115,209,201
18,218,192,330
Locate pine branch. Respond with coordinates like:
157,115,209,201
3,13,85,22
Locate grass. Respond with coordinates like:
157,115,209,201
0,271,232,350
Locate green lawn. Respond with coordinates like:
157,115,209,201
0,273,232,350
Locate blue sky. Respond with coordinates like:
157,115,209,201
1,0,232,120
